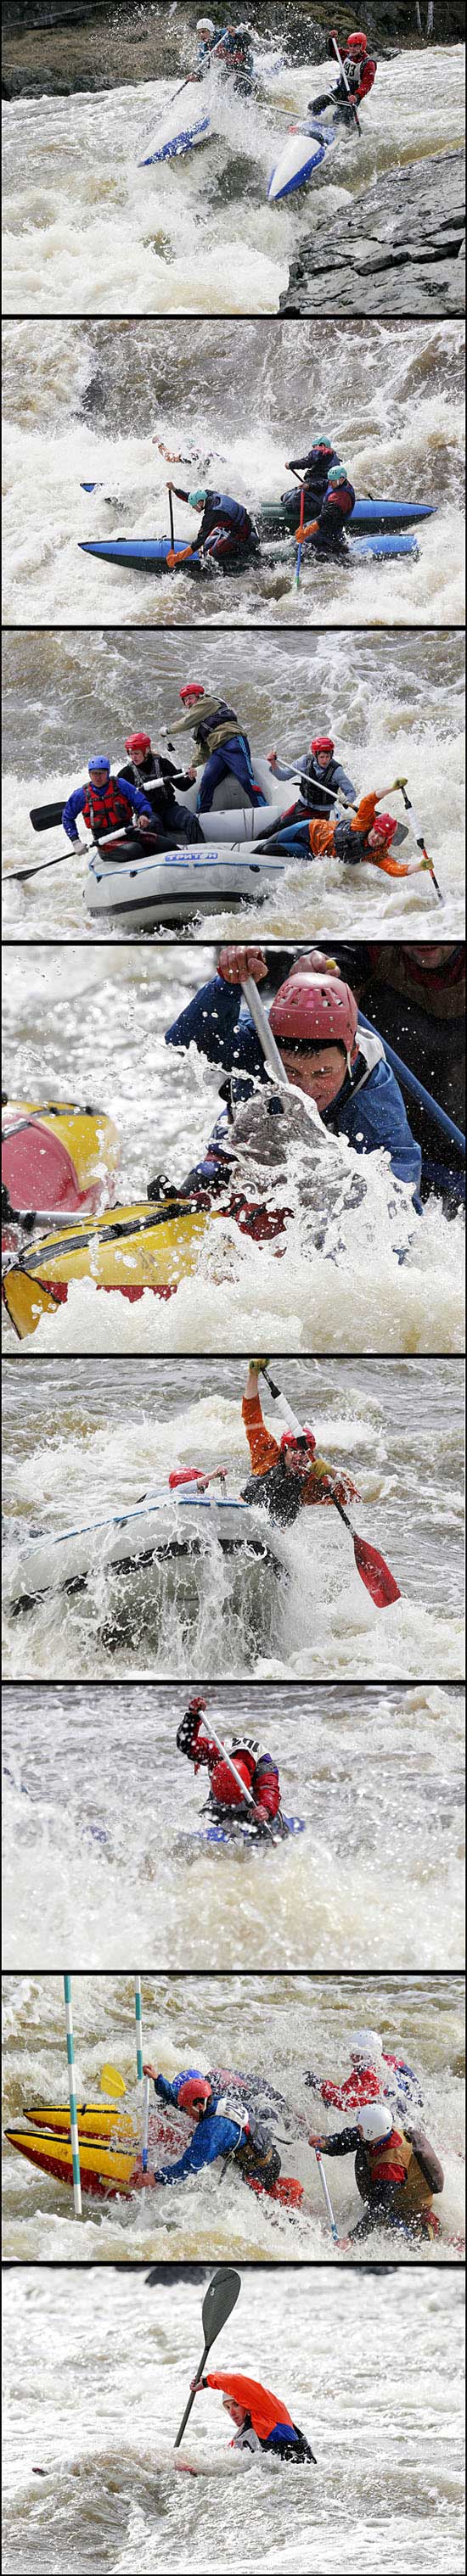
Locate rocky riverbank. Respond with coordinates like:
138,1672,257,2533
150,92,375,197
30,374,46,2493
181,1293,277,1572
3,4,464,97
279,144,465,315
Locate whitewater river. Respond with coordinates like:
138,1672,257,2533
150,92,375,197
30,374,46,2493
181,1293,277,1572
2,1356,464,1683
3,2266,464,2575
2,317,464,631
2,42,464,319
3,1680,464,1974
3,629,464,942
2,1968,464,2263
3,944,464,1358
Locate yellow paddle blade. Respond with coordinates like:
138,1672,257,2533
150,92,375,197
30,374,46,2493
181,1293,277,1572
100,2063,127,2099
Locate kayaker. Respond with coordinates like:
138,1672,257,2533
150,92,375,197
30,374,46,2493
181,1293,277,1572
186,2372,315,2464
262,786,429,880
173,692,266,812
298,462,356,557
166,484,260,570
176,1694,282,1831
193,15,217,74
62,754,154,846
328,943,465,1211
193,23,255,92
135,2069,290,2198
308,2101,444,2242
163,949,422,1199
267,732,356,819
121,731,204,844
305,2027,424,2120
240,1360,359,1529
283,439,342,519
310,31,377,122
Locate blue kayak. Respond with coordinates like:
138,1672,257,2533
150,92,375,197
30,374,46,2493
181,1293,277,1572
267,120,336,203
79,529,417,572
189,1812,307,1848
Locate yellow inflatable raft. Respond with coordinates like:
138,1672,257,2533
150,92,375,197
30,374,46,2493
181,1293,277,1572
3,1196,224,1338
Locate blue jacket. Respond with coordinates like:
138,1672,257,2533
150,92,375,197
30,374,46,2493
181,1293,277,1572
197,734,266,812
62,775,153,843
151,2072,242,2183
166,975,422,1195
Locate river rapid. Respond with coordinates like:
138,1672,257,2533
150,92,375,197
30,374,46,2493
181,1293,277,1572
2,943,464,1356
3,1681,464,1974
3,2265,464,2573
3,629,464,941
2,1356,464,1681
3,318,464,631
2,41,464,319
2,1968,464,2262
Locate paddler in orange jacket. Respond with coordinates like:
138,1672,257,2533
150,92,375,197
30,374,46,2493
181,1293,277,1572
308,2101,444,2242
264,783,433,880
188,2370,315,2462
241,1361,358,1530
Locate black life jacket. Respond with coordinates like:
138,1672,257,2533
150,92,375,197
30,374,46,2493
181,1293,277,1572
299,752,341,809
234,2119,281,2188
334,817,369,864
200,494,254,542
241,1458,306,1527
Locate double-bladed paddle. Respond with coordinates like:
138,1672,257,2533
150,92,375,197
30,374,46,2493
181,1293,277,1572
259,1364,401,1611
174,2267,241,2449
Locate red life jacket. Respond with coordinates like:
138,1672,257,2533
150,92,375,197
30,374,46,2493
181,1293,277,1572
82,779,132,834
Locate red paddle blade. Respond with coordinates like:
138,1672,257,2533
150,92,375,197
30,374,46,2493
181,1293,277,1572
352,1532,401,1610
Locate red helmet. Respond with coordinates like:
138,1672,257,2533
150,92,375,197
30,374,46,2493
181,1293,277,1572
211,1754,252,1806
371,811,397,847
179,684,205,705
270,973,358,1055
177,2076,212,2115
311,736,335,755
280,1426,316,1456
348,32,368,52
125,733,151,757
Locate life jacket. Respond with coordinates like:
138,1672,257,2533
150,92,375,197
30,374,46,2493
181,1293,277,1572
299,752,342,808
355,2126,436,2213
194,701,240,753
201,495,254,541
82,779,132,835
218,2098,282,2189
241,1457,310,1527
322,478,356,524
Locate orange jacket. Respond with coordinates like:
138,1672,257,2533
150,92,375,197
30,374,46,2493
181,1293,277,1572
242,1391,358,1509
205,2372,294,2439
307,792,413,876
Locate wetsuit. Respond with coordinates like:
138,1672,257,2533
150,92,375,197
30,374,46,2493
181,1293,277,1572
318,2120,444,2241
62,774,153,843
203,2372,315,2462
327,943,465,1209
165,973,422,1196
172,488,259,567
241,1386,357,1526
149,2072,282,2192
121,749,203,846
267,747,356,820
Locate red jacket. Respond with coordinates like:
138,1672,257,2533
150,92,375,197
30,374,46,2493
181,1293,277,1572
193,1733,280,1820
320,2067,381,2110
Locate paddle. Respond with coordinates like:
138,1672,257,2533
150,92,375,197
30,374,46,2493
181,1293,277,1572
100,2064,127,2098
398,780,444,902
195,1714,286,1840
330,36,362,134
295,482,306,592
259,1366,401,1611
31,798,68,832
241,974,290,1085
174,2267,241,2449
168,483,175,553
10,828,127,885
315,2148,339,2242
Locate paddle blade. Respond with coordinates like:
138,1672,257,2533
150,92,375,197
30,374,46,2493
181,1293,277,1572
202,2265,241,2349
100,2063,127,2098
352,1533,401,1609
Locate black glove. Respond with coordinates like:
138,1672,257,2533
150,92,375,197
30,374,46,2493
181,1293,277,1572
176,1707,205,1756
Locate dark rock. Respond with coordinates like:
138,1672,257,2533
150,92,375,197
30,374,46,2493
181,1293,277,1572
280,146,465,317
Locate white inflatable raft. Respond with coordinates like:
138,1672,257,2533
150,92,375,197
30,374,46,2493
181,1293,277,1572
85,843,289,927
9,1488,283,1610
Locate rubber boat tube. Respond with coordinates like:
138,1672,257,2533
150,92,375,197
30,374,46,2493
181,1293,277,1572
9,1488,284,1611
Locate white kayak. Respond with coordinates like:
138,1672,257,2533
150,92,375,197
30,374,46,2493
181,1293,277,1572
267,118,336,204
9,1489,283,1611
141,51,284,170
85,844,289,929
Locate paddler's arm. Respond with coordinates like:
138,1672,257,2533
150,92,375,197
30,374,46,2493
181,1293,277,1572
62,785,87,843
165,954,267,1078
308,2127,358,2154
152,2113,240,2184
242,1364,280,1476
350,790,397,834
142,2068,179,2104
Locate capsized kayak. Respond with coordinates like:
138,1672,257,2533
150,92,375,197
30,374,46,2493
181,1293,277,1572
259,496,436,538
5,2127,140,2196
267,118,336,204
9,1488,283,1612
84,843,288,929
3,1195,273,1340
2,1100,120,1249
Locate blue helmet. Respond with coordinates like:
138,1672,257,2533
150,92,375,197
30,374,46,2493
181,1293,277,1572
88,754,110,774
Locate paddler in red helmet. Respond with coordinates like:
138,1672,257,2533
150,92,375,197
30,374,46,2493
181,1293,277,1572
241,1361,358,1529
134,2069,301,2205
184,2371,315,2465
309,29,377,123
267,731,357,820
121,728,202,844
175,1693,282,1833
262,781,432,880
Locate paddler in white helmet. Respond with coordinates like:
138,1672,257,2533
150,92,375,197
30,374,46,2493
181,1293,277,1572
308,2099,445,2243
305,2027,425,2120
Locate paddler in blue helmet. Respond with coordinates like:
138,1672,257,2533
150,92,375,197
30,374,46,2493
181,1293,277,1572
62,754,154,847
166,483,260,570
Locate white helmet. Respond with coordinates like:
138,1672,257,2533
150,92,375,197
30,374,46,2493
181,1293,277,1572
197,17,216,31
357,2103,393,2143
349,2029,383,2066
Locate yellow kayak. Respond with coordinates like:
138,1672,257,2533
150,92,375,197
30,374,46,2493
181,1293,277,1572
25,2101,137,2142
3,1195,226,1339
5,2126,138,2197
